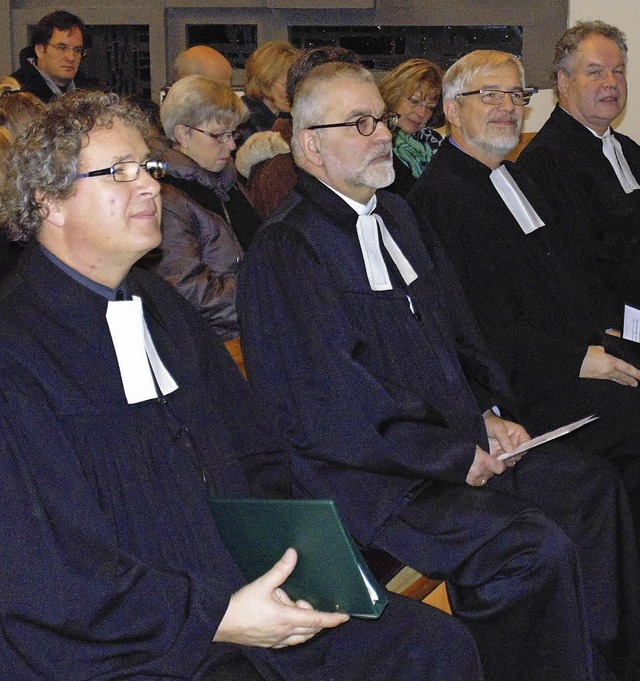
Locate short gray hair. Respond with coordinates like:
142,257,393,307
160,75,248,141
0,90,153,242
443,50,525,102
552,21,627,97
291,62,375,165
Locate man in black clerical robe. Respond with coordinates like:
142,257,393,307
0,89,486,681
237,61,640,681
408,49,640,527
518,20,640,310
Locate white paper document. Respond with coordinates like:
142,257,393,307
497,415,599,462
622,304,640,342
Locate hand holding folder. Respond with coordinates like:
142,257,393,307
208,498,388,618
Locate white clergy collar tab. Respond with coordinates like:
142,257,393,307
601,129,640,194
106,296,179,404
490,165,545,235
356,212,418,291
317,181,418,291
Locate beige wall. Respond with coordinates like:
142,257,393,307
524,0,639,139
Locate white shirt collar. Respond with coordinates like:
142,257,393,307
318,179,376,216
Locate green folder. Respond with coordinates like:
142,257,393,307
208,498,388,618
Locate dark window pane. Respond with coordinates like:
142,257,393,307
289,25,523,70
186,25,258,69
83,24,151,99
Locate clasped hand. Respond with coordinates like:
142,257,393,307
214,548,349,648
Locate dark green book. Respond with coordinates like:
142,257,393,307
208,498,388,618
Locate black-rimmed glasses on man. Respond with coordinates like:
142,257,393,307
183,125,241,144
307,112,399,137
456,88,538,107
76,160,167,182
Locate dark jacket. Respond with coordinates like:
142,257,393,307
237,96,278,147
144,149,252,341
409,140,640,472
10,46,90,103
239,172,513,542
518,104,640,308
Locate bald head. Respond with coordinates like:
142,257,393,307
174,46,233,86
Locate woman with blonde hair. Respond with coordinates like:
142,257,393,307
378,58,444,196
238,40,301,143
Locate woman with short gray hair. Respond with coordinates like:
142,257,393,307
148,75,261,370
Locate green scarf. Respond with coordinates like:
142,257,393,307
393,127,443,179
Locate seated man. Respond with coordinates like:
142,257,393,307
518,20,640,309
237,61,640,681
174,45,233,86
160,45,234,103
0,90,484,680
407,49,640,526
11,10,89,103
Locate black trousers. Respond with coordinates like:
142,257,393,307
376,444,639,681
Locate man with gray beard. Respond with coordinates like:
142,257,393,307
237,61,640,681
408,50,640,532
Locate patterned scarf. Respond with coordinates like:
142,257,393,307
393,127,443,179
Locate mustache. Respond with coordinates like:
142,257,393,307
487,112,520,125
364,141,393,161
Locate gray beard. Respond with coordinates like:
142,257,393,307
360,157,396,189
325,143,396,191
466,124,522,158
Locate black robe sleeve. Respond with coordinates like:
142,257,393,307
0,367,234,680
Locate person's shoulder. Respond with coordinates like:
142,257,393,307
12,70,52,103
613,128,640,153
245,192,323,269
159,181,197,216
520,107,588,160
407,142,469,210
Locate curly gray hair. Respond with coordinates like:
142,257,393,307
0,89,154,242
552,21,627,97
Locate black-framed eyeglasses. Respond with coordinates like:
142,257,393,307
184,125,241,144
47,42,86,58
307,112,399,137
456,88,538,107
76,160,167,183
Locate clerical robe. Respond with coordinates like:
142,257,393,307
408,140,640,510
237,171,640,681
518,104,640,309
0,245,484,681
